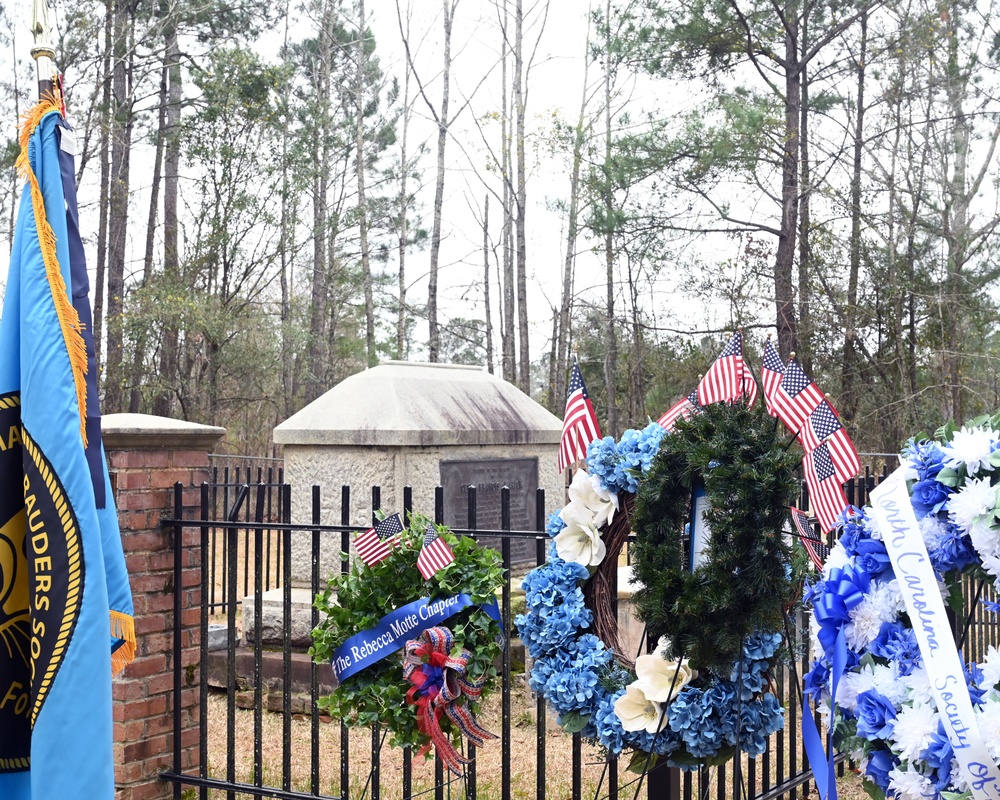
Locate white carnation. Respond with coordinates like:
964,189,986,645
847,584,901,650
944,425,998,475
837,669,875,713
919,515,949,554
976,696,1000,761
890,702,939,762
871,663,908,705
888,767,935,800
980,645,1000,691
821,542,851,577
949,476,997,535
900,668,935,708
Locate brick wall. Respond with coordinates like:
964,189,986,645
103,415,224,800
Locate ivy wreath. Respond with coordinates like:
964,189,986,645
516,401,801,769
311,512,504,761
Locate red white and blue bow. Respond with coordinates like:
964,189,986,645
402,626,496,773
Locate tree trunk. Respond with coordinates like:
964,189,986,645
841,11,866,424
93,0,113,371
427,0,456,362
514,0,529,392
104,0,134,413
129,60,168,413
153,25,182,416
796,11,811,374
483,194,494,373
602,0,619,437
356,0,376,367
500,0,515,383
396,39,412,361
774,14,800,360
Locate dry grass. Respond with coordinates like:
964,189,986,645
201,684,870,800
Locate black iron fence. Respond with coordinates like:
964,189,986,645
160,470,999,800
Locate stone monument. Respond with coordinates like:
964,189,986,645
271,360,564,587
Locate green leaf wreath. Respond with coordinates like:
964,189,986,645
310,512,505,751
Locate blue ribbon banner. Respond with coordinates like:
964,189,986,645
330,594,502,682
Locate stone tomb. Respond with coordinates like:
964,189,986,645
244,361,564,645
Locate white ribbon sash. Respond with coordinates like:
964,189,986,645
870,469,1000,800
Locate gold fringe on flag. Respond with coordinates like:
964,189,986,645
17,97,90,448
110,610,136,675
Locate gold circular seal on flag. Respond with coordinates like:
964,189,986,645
0,394,30,773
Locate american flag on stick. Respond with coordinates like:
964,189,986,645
697,331,746,405
559,357,602,473
789,505,830,570
770,358,825,433
657,388,699,432
761,338,785,417
354,512,404,567
798,401,861,482
417,523,456,580
802,444,850,534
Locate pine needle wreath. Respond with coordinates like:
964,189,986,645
630,401,800,675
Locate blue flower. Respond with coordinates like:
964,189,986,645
902,438,947,481
803,660,830,698
967,662,987,707
854,690,896,739
930,523,977,574
853,539,892,578
864,748,898,792
546,510,566,538
921,722,954,789
869,622,921,676
910,478,952,518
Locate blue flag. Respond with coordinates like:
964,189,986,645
0,100,135,799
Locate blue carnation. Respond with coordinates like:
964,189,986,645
930,523,978,574
902,438,947,481
869,622,921,676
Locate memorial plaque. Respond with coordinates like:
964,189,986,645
440,458,540,565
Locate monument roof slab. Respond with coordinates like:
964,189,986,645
274,361,563,446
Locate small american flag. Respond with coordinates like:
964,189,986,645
789,505,830,570
803,444,849,534
417,523,455,580
354,512,404,567
799,401,861,481
771,358,824,433
697,331,745,405
761,338,785,418
741,369,759,407
559,358,602,473
657,388,699,431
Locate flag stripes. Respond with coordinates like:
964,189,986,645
354,512,404,567
417,524,455,580
803,444,850,534
559,359,602,472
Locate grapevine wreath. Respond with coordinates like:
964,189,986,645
516,401,801,769
311,512,504,771
804,415,1000,800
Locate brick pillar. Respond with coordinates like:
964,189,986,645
102,413,225,800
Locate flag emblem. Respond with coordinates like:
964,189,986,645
354,513,405,567
657,389,699,431
417,524,455,580
803,443,850,533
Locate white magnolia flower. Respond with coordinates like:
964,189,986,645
944,425,998,475
977,697,1000,761
553,517,606,567
949,476,998,543
614,683,668,733
888,767,935,800
634,654,696,704
980,645,1000,690
565,470,619,529
890,702,939,762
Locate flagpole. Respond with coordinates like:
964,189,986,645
30,0,58,101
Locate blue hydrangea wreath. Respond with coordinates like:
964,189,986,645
516,402,798,769
804,418,1000,800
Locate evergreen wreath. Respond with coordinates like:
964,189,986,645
517,401,799,769
311,512,505,753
